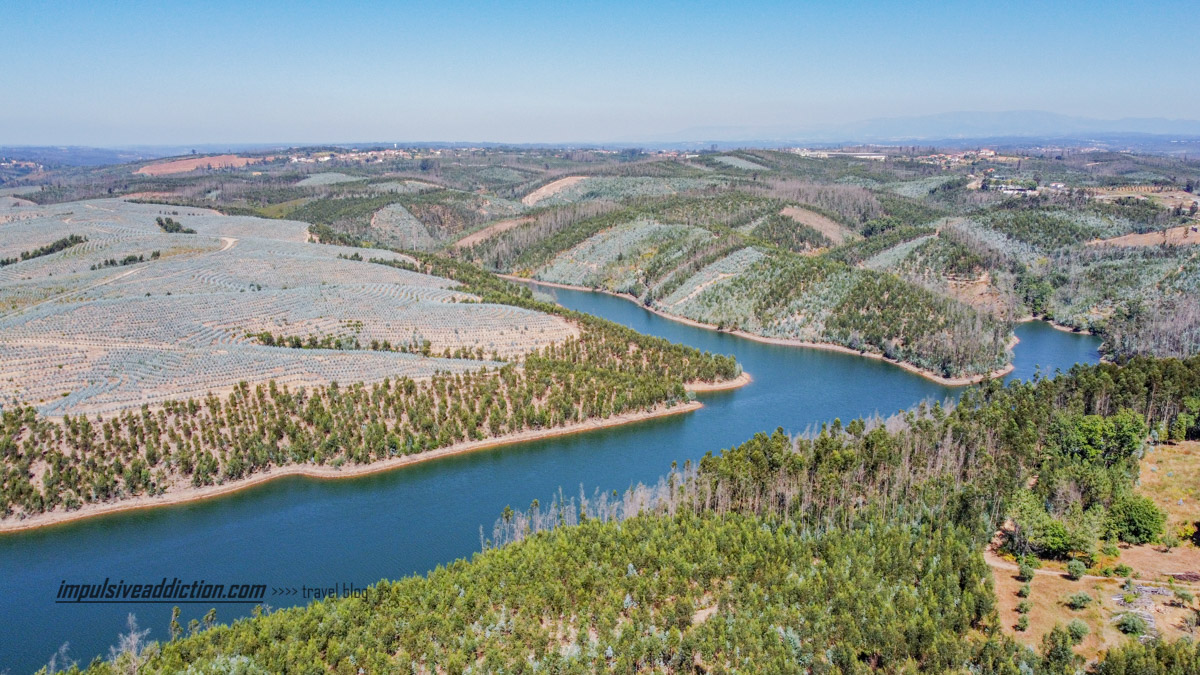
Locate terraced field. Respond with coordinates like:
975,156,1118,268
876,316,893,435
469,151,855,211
296,172,366,186
522,176,721,207
369,203,438,249
0,198,577,415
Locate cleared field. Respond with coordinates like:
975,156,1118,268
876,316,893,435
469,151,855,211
713,155,767,171
135,155,265,176
523,176,719,207
780,206,860,245
991,556,1194,661
522,176,586,206
370,180,441,194
1089,224,1200,248
453,216,531,249
0,198,578,415
370,203,437,250
296,172,365,187
1140,440,1200,540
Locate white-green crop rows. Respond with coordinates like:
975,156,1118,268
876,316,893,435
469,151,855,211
527,177,721,207
0,198,577,415
712,156,767,171
537,220,704,292
296,172,366,186
370,203,438,250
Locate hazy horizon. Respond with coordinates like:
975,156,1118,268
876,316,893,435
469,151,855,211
5,0,1197,146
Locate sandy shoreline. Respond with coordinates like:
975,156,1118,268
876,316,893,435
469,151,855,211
507,275,1017,386
1,399,720,534
685,371,752,391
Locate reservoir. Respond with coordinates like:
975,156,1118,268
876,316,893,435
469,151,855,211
0,286,1101,672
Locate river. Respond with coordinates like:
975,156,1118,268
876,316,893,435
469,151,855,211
0,286,1100,672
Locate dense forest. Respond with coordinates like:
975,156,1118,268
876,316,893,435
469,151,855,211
60,356,1200,673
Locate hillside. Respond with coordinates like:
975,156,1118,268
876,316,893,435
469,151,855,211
463,192,1011,382
8,146,1199,377
69,356,1200,674
0,195,741,528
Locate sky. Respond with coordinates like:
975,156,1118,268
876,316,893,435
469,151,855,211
2,0,1197,145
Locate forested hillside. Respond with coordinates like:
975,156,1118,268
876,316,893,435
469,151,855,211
462,193,1011,380
19,145,1196,375
67,356,1200,673
0,216,740,523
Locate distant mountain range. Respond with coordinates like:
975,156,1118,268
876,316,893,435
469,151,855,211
825,111,1200,142
647,111,1200,148
5,112,1200,166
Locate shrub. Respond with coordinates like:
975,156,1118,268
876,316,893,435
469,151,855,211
1016,615,1030,632
1017,600,1032,614
1018,562,1036,582
1066,592,1093,610
1175,589,1195,607
1107,494,1167,544
1018,583,1031,598
1067,619,1089,644
1067,559,1087,580
1114,564,1133,577
1116,612,1147,635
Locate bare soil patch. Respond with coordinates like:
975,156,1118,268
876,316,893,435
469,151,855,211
1089,225,1200,248
779,206,860,245
989,545,1197,661
453,216,532,249
135,155,265,176
522,176,586,206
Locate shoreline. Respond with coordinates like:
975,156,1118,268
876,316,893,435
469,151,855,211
685,371,752,392
1016,314,1096,336
507,275,1017,387
0,400,710,535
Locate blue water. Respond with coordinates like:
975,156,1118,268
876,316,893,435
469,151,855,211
0,287,1100,672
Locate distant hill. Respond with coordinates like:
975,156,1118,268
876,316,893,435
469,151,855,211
829,110,1200,142
0,146,168,167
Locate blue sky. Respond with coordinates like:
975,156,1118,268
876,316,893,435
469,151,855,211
2,0,1196,145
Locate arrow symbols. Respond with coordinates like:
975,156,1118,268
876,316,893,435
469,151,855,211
271,587,298,596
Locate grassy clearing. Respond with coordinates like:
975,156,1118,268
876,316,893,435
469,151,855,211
1140,440,1200,530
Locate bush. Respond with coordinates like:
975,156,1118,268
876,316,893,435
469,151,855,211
1175,589,1195,607
1017,600,1032,614
1116,612,1147,636
1018,562,1036,582
1114,564,1133,577
1018,583,1031,598
1067,619,1089,644
1066,592,1094,610
1016,615,1030,632
1067,559,1087,580
1108,494,1167,544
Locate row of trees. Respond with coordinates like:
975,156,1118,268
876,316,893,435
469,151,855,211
0,233,86,266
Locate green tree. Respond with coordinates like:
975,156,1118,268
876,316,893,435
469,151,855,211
1107,494,1166,544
